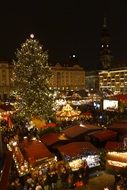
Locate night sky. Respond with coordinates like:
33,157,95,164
0,0,127,70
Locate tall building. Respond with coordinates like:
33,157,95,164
99,17,113,70
49,63,85,91
98,17,127,94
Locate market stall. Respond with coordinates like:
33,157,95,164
57,142,100,170
7,137,56,176
22,137,54,166
110,122,127,134
7,138,29,176
89,130,117,143
0,104,14,128
62,124,100,139
105,141,124,151
106,139,127,171
106,151,127,170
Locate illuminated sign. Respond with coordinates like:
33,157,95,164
103,99,118,111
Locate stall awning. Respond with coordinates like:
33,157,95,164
105,141,124,151
41,133,61,146
41,132,69,146
89,130,117,142
57,142,99,157
62,124,100,139
22,139,53,165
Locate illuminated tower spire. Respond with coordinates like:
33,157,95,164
99,16,113,69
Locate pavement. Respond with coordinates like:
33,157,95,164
84,171,115,190
56,171,115,190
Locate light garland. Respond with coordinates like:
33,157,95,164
7,140,29,176
107,151,127,168
64,152,100,168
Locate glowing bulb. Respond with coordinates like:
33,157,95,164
30,34,34,39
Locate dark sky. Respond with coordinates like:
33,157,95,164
0,0,127,70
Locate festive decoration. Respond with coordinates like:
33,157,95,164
12,35,54,121
56,104,81,121
107,151,127,169
31,117,46,129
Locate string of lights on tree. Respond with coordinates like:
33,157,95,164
12,34,54,121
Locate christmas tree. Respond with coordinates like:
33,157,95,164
12,34,54,121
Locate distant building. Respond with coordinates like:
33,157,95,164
98,18,127,94
49,63,85,91
0,60,85,99
99,67,127,94
99,17,113,70
0,61,13,99
85,70,99,91
86,17,113,92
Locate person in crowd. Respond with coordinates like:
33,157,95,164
8,181,16,190
60,167,68,189
67,173,74,190
35,184,43,190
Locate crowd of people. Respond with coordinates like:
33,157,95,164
8,159,88,190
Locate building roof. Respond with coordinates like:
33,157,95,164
57,142,99,157
89,130,117,142
62,124,100,139
22,139,53,165
105,141,124,151
41,132,61,146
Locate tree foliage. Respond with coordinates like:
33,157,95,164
12,35,54,121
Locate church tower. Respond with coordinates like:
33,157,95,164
99,17,113,70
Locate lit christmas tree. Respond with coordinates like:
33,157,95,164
12,34,54,121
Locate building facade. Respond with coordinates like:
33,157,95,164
0,61,13,99
99,67,127,94
85,71,99,91
0,61,85,99
49,63,85,91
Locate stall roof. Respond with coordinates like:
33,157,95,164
41,132,61,146
22,139,53,165
110,122,127,129
105,141,124,151
110,122,127,134
57,142,99,157
89,130,117,142
62,124,100,139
